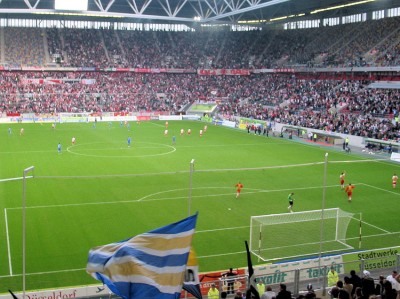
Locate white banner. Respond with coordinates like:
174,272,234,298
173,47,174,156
0,285,109,299
253,255,343,284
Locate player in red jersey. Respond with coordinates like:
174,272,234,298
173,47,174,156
392,173,398,188
235,182,243,198
345,183,355,202
340,171,346,190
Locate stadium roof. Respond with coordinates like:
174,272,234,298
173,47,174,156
0,0,397,25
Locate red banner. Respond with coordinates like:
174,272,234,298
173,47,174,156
113,112,129,116
136,116,151,121
198,69,250,76
6,113,21,117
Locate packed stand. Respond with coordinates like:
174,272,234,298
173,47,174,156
2,16,400,68
1,71,400,142
62,29,108,67
4,28,45,66
46,27,64,64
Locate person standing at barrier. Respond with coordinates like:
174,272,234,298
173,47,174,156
262,286,276,299
361,270,375,298
276,283,292,299
305,284,316,299
375,275,385,296
328,267,339,287
383,280,398,299
343,276,353,296
257,278,265,296
207,283,219,299
349,270,362,297
386,270,400,295
225,268,237,295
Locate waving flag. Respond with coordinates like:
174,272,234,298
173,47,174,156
87,214,198,299
245,241,260,299
8,290,19,299
182,248,202,299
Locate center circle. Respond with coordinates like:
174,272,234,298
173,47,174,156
66,141,176,158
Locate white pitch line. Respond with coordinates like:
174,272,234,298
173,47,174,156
329,158,389,163
0,158,387,181
6,184,342,210
360,182,400,197
4,208,13,275
357,218,390,234
149,121,166,128
0,176,33,183
197,226,250,233
2,226,399,278
198,251,246,259
0,267,87,278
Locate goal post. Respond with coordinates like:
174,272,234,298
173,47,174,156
250,208,356,262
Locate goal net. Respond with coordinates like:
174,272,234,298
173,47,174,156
250,208,355,262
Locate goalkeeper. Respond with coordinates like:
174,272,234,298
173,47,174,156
287,192,295,213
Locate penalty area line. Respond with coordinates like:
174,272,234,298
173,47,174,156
0,176,33,183
0,267,87,279
359,182,400,197
4,208,13,276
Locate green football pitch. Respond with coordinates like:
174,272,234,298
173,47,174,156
1,120,399,292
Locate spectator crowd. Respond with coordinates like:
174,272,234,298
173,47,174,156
1,16,400,143
1,72,400,142
2,16,400,69
206,268,400,299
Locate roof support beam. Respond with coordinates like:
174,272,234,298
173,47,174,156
105,0,117,11
202,0,289,21
94,0,104,11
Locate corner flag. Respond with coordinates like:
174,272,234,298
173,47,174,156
245,241,260,299
87,214,198,299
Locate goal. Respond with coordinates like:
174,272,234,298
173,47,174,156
250,208,356,261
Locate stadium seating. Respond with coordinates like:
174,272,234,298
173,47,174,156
1,17,400,142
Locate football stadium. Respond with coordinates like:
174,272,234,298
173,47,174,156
1,0,400,298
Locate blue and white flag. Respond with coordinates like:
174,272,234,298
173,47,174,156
87,214,198,299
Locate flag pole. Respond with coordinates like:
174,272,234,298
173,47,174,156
22,166,34,299
188,159,195,216
318,153,328,295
